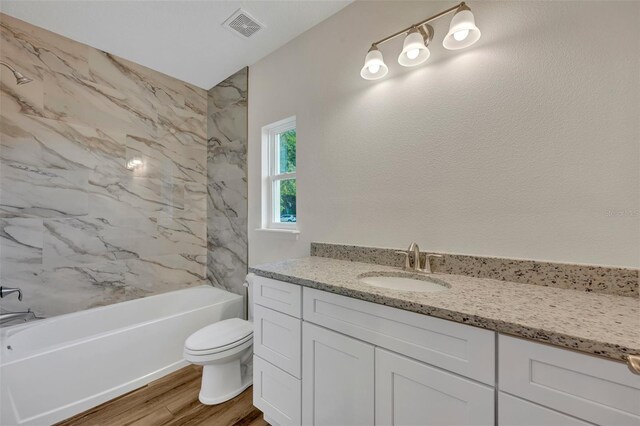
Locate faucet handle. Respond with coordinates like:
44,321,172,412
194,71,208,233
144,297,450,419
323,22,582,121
422,254,443,273
395,251,411,269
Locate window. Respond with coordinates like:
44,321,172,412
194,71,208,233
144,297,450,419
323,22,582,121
262,116,297,230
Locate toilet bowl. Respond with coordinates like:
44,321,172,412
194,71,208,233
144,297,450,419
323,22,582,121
184,317,253,405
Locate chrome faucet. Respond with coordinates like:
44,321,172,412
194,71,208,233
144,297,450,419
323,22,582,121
396,242,422,272
396,243,443,273
0,310,36,325
0,286,22,301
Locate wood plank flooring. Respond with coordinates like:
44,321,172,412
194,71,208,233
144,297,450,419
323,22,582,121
56,365,268,426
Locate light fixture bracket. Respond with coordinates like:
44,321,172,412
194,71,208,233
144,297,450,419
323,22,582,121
370,2,466,47
418,24,434,46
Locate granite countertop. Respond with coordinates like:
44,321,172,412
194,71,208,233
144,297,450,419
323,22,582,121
250,256,639,362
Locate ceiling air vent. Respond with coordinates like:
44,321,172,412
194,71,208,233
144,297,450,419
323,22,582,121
223,9,264,39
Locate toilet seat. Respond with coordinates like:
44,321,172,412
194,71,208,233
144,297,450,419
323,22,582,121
184,318,253,356
184,333,253,356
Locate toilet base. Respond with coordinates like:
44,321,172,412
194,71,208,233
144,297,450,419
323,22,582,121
198,358,253,405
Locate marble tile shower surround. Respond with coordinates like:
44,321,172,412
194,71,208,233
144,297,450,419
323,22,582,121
310,243,639,297
0,13,209,316
206,68,248,295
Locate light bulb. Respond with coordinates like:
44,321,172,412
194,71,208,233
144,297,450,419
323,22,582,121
453,29,469,41
368,64,380,74
406,48,420,60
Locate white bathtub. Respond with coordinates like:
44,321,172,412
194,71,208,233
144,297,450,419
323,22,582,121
0,285,242,426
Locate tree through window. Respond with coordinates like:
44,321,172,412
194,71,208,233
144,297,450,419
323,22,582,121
278,129,296,222
262,117,297,230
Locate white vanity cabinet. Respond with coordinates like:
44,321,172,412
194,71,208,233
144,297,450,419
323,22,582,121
253,275,496,426
252,275,639,426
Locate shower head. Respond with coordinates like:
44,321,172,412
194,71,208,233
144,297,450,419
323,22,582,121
13,71,33,85
0,61,33,85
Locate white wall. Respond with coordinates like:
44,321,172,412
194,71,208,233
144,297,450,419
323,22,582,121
248,1,640,268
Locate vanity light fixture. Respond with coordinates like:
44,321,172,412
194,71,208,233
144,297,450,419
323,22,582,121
360,2,481,80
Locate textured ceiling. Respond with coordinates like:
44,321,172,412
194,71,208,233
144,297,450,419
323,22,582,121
1,1,351,89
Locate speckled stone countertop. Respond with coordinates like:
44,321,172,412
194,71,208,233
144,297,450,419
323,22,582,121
250,256,639,362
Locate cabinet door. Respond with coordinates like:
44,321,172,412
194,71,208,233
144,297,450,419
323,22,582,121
499,335,640,426
375,348,494,426
253,356,301,426
302,322,374,426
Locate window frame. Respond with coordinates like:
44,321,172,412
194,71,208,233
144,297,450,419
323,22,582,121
262,116,297,231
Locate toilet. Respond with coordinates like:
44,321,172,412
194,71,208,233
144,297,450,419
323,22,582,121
183,280,253,405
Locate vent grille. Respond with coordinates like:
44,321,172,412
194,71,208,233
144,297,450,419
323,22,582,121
223,9,264,39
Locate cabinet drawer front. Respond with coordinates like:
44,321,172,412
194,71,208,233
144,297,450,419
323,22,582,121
253,276,302,317
253,355,301,426
303,287,495,384
254,304,302,378
376,348,494,426
499,392,591,426
499,335,640,426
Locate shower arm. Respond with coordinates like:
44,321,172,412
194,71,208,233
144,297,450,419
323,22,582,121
0,61,33,85
0,61,19,74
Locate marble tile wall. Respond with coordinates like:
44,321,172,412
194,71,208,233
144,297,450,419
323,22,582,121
0,13,208,317
310,242,639,297
206,68,248,295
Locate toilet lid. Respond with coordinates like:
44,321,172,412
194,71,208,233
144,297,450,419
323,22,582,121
185,318,253,352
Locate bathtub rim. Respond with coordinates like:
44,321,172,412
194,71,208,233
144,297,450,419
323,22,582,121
0,285,241,366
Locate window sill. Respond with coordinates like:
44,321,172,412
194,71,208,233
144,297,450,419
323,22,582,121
255,228,300,239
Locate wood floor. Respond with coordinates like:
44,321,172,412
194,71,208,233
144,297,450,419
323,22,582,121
56,365,268,426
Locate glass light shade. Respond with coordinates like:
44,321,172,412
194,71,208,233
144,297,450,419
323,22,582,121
443,9,481,50
398,30,430,67
360,47,388,80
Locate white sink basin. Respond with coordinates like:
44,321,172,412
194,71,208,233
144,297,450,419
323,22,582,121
358,272,450,293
